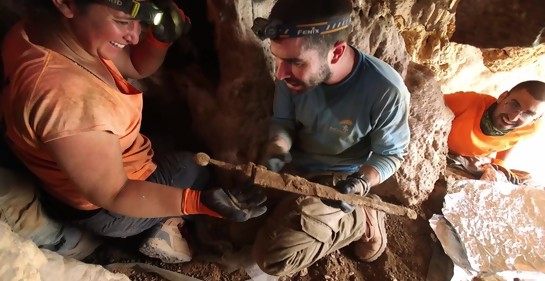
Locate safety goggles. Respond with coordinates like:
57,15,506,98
252,16,351,40
93,0,164,25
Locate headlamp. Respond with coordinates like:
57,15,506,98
251,16,351,40
94,0,164,25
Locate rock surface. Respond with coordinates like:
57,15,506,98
1,0,545,280
0,222,129,281
375,63,453,205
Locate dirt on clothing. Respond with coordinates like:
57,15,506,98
87,179,449,281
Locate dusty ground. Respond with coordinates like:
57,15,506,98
86,178,449,281
79,83,455,281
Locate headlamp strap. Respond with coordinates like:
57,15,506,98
100,0,140,16
95,0,164,25
254,16,351,40
278,17,351,38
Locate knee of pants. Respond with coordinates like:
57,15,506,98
252,197,367,277
253,244,302,277
252,225,319,277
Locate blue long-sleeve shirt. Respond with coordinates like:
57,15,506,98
270,48,410,182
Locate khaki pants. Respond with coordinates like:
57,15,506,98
252,172,367,276
0,168,66,248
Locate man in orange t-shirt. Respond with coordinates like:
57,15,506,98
444,80,545,184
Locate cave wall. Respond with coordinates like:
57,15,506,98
1,0,545,204
452,0,545,48
196,0,545,203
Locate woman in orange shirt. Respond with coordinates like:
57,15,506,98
1,0,266,263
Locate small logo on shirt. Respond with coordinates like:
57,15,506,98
329,119,353,137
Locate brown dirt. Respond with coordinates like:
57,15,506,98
88,180,449,281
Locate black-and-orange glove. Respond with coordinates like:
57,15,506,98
150,0,191,43
181,185,267,222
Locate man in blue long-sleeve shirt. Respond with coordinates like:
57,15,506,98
250,0,410,276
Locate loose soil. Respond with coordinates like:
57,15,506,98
86,179,451,281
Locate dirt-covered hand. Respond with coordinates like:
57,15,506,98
200,185,268,222
490,163,522,185
150,0,191,42
322,176,370,213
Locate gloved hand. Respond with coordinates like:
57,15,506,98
181,185,267,222
261,136,291,172
322,174,370,213
490,163,522,185
265,152,292,173
150,0,191,43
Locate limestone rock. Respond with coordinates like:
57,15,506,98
481,45,545,72
390,0,459,65
0,222,129,281
375,63,453,205
426,42,545,96
349,0,411,76
0,222,47,281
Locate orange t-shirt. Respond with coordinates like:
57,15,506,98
1,21,157,210
444,91,540,157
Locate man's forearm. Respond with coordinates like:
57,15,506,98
358,153,404,185
356,165,381,187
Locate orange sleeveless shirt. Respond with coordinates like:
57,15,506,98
1,21,157,210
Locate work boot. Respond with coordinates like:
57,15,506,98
353,194,387,262
139,217,192,263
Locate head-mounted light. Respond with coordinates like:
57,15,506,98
95,0,164,25
251,16,351,40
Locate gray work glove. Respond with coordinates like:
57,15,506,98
322,174,370,213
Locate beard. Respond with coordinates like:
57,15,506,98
492,113,521,130
284,62,332,95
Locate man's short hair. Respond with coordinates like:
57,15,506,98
269,0,353,55
509,80,545,101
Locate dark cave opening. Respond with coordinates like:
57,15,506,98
137,0,221,157
451,0,545,48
